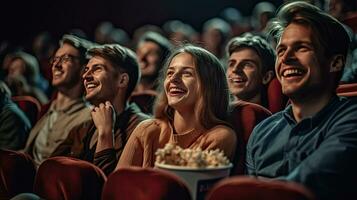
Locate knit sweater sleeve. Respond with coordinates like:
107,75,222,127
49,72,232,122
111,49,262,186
203,125,237,161
93,148,117,175
116,119,157,168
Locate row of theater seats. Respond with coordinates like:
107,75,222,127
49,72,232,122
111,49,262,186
4,82,355,199
11,96,42,126
336,82,357,97
0,149,314,200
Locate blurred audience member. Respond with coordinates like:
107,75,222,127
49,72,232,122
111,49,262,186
131,24,165,49
324,0,356,21
202,18,232,61
5,51,49,104
31,32,57,83
135,31,172,93
220,7,252,36
107,28,130,47
251,1,276,33
94,21,114,44
0,42,22,80
0,81,31,150
163,20,200,46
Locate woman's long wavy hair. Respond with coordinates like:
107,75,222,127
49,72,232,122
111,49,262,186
154,45,230,130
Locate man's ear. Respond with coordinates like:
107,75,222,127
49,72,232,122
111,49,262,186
329,55,344,72
117,73,129,88
262,70,274,85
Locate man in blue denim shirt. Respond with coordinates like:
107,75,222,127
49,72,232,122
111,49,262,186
246,1,357,200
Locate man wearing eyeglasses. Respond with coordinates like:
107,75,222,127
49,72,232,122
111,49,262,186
24,34,93,167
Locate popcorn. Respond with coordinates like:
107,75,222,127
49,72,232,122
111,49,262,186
155,143,230,168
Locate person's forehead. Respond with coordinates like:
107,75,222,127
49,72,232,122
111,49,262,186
278,23,314,45
87,55,120,72
169,53,195,67
138,40,161,51
87,56,108,65
230,47,261,59
55,43,80,56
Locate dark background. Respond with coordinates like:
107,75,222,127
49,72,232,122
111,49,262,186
1,0,283,47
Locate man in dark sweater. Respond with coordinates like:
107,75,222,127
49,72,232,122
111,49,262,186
53,44,150,175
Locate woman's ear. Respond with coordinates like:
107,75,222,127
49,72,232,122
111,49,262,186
262,70,274,85
117,73,129,88
329,55,344,72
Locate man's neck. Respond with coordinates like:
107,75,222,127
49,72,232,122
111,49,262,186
55,83,83,110
109,93,127,116
290,92,334,123
54,92,79,110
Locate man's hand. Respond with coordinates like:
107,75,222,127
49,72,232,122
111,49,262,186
92,101,116,134
92,101,116,153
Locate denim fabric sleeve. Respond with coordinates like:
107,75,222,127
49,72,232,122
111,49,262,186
284,101,357,200
245,126,258,175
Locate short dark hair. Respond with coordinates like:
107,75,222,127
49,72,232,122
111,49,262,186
87,44,140,100
267,1,351,87
138,31,172,68
60,34,93,65
226,33,276,73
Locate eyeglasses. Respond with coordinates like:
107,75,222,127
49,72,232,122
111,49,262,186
49,54,80,66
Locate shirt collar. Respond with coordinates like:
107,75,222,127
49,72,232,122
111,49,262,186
283,95,340,128
49,97,89,114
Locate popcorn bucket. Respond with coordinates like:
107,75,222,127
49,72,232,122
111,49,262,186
155,163,232,200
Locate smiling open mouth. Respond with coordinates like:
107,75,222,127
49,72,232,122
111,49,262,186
53,70,64,77
169,87,186,95
85,82,98,90
282,68,305,78
229,77,245,83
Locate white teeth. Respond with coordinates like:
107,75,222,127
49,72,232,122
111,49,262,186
53,71,63,76
169,87,185,93
283,69,303,77
229,77,244,82
86,83,97,88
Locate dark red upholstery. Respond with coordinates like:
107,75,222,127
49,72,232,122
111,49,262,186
129,90,158,114
102,167,191,200
228,101,272,175
338,91,357,97
267,78,288,113
12,95,42,126
206,176,315,200
337,83,357,97
343,12,357,33
0,149,36,199
34,157,106,200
